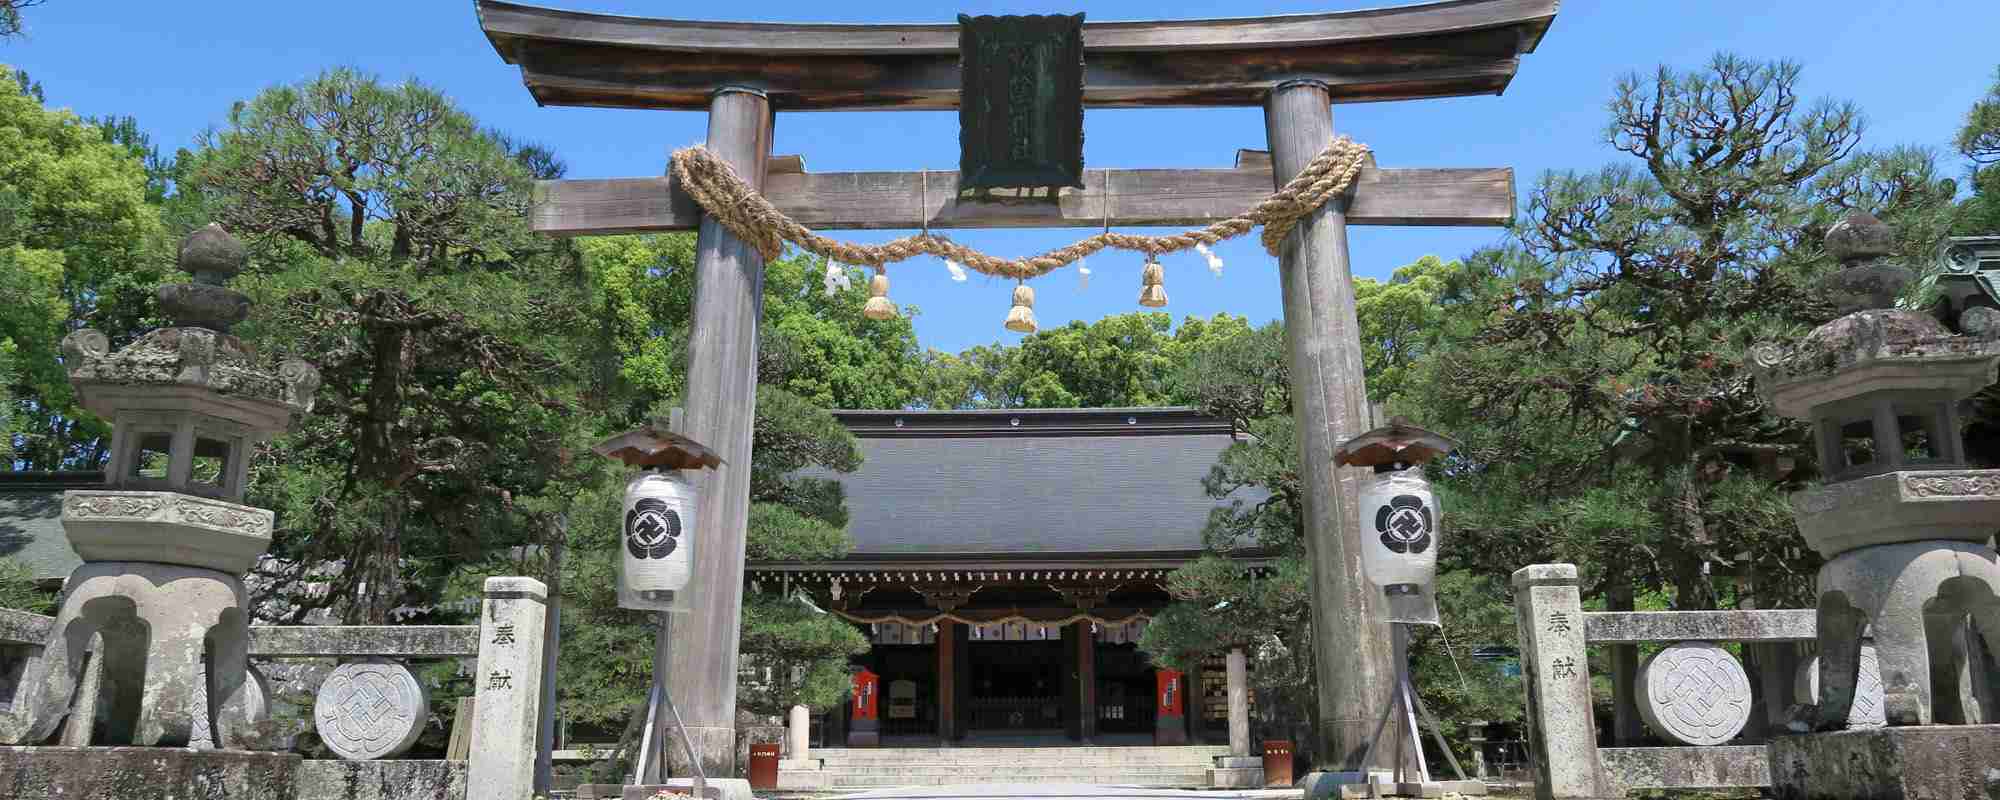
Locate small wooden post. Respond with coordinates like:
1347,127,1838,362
1263,79,1394,772
936,620,956,744
1077,621,1097,742
658,85,773,780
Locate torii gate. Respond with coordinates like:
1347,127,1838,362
476,0,1556,782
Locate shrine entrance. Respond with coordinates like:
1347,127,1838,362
477,0,1556,779
965,637,1064,737
826,576,1185,747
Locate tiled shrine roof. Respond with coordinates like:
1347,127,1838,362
781,407,1258,566
0,472,99,583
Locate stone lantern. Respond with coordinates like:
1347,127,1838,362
1750,213,2000,797
0,224,318,749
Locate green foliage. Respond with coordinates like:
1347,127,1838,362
1401,53,1948,611
913,312,1251,409
176,68,600,623
0,556,55,613
0,65,165,469
737,591,870,716
0,1,42,39
1958,66,2000,235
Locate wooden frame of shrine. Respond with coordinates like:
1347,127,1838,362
476,0,1556,779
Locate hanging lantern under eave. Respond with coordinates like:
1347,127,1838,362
593,419,723,613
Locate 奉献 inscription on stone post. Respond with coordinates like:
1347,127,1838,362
1512,564,1614,799
468,576,548,800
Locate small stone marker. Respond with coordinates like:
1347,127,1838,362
467,576,548,800
1510,564,1615,798
1795,644,1887,729
1637,641,1752,746
314,658,430,760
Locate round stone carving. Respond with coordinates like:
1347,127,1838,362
1795,644,1887,729
1637,642,1752,746
313,659,429,760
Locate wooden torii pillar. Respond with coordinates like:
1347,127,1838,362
477,0,1556,778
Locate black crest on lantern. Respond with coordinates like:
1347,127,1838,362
625,497,682,559
1376,495,1433,554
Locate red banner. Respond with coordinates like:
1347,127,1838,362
852,669,880,721
1156,669,1184,716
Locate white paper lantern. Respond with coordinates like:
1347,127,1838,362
1359,468,1439,590
622,470,697,596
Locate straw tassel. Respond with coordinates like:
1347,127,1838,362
862,270,897,320
1004,283,1037,333
1138,259,1168,308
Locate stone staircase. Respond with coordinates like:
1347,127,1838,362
780,745,1233,790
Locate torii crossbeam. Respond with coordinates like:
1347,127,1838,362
476,0,1556,789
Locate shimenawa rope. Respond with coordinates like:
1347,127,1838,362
667,137,1370,280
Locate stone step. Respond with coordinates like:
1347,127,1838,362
815,747,1228,762
817,755,1225,767
816,771,1213,788
818,763,1219,777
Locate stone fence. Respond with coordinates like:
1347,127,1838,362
0,576,547,800
1513,564,1818,798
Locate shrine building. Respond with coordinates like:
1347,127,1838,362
748,406,1265,746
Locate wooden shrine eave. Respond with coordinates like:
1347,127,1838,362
532,148,1513,236
475,0,1558,111
746,550,1279,581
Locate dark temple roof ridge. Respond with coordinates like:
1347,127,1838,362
833,406,1233,438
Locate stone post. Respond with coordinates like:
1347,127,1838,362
1263,79,1393,772
663,85,773,780
468,577,548,800
1209,646,1266,789
59,638,103,746
1511,564,1613,800
1226,647,1250,757
787,705,809,761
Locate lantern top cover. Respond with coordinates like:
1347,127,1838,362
593,423,725,470
1335,419,1457,468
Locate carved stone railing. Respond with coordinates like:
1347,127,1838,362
0,576,547,800
1512,564,1826,798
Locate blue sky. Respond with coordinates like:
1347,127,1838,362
8,1,1998,354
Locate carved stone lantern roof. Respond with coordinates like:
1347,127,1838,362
1750,213,2000,558
55,225,318,575
1750,309,2000,420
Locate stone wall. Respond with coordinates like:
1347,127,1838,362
296,759,467,800
0,746,300,800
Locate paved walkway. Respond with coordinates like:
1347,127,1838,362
826,785,1301,800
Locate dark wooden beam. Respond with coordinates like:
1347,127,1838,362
531,160,1513,236
476,0,1558,111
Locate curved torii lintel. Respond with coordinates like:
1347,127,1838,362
475,0,1558,111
